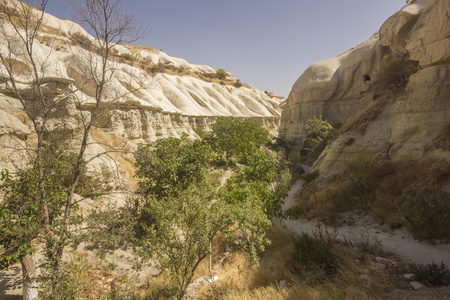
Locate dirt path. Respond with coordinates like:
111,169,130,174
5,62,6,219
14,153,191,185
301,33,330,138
274,177,450,267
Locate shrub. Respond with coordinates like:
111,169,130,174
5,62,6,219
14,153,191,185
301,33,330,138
373,52,419,95
120,53,134,61
285,207,303,219
293,233,338,277
150,63,166,74
346,229,383,255
216,68,228,80
234,80,242,88
301,169,319,183
410,261,450,287
146,283,179,300
301,116,333,162
402,193,450,240
71,32,93,50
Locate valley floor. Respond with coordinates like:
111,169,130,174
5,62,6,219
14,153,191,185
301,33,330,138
272,176,450,299
1,175,450,299
275,179,450,267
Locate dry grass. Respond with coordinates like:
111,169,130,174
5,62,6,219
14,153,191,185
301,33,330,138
339,96,390,135
196,226,396,300
41,251,141,299
294,157,450,237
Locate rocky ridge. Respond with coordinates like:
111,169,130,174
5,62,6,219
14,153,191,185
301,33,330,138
280,0,449,173
0,1,282,178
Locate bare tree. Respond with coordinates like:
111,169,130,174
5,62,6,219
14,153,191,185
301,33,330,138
0,0,143,298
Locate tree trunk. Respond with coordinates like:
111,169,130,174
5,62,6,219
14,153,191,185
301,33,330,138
20,254,38,300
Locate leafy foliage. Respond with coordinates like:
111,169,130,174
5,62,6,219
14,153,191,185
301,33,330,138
206,117,269,165
133,136,280,298
301,116,333,161
267,129,295,160
216,68,228,80
135,177,270,298
134,135,212,199
0,144,88,269
221,148,291,219
301,169,320,183
402,193,450,240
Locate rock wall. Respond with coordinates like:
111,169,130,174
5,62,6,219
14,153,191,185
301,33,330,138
0,3,282,175
0,2,282,189
281,0,449,173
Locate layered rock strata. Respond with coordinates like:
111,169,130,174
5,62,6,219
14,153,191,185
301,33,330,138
0,2,282,180
281,0,449,173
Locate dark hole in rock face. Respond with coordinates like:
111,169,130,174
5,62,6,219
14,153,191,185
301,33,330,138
364,75,371,83
345,137,355,146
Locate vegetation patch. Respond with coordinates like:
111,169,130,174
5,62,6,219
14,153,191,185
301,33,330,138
293,232,339,278
198,225,395,300
216,68,228,80
300,116,334,162
410,261,450,287
373,52,420,96
39,251,141,300
295,157,450,240
345,229,384,256
301,169,320,183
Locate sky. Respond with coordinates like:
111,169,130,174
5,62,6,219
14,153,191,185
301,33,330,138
45,0,407,98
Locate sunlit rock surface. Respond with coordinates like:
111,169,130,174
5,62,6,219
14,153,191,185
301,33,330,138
281,0,449,173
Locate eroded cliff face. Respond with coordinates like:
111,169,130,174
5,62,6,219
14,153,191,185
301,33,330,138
0,2,282,183
281,0,449,174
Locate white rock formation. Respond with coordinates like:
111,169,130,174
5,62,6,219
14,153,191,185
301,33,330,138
0,1,283,181
281,0,450,172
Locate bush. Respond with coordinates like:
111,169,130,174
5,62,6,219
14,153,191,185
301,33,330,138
301,169,319,183
410,261,450,287
293,233,338,277
402,193,450,240
346,229,383,255
301,116,333,162
146,284,179,300
120,53,135,61
216,68,228,80
373,52,419,95
285,207,303,219
71,32,93,50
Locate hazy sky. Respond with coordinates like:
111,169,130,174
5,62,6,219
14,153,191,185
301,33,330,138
45,0,407,97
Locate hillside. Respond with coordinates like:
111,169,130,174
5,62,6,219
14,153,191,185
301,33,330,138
281,0,449,171
0,0,282,176
280,0,450,241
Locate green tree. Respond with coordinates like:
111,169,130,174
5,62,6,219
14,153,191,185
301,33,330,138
207,117,269,165
222,148,291,219
302,116,333,161
135,178,270,299
133,137,272,299
0,142,90,298
0,0,142,297
134,136,213,199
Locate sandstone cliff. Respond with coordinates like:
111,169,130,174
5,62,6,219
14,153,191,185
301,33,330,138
281,0,449,174
0,2,282,180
